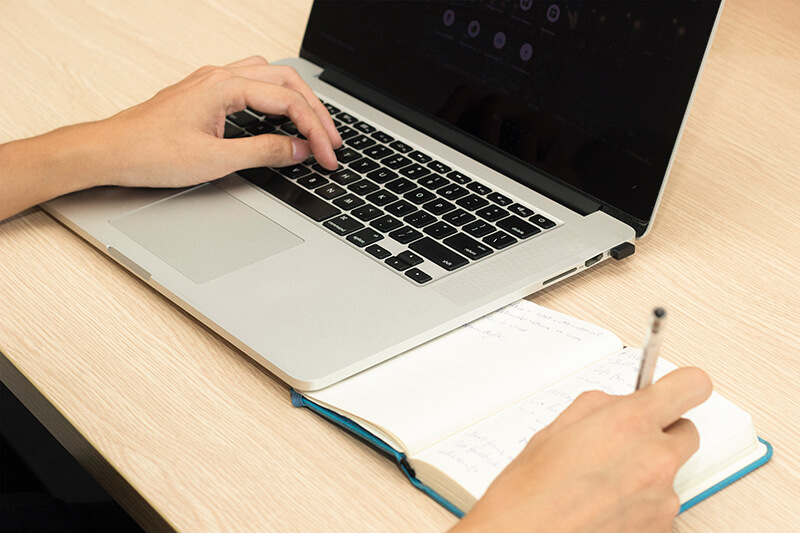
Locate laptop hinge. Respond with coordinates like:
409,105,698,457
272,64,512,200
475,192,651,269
319,66,604,218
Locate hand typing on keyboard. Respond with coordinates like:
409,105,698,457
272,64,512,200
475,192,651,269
0,56,342,220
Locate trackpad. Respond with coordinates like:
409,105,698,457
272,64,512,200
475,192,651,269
110,184,303,283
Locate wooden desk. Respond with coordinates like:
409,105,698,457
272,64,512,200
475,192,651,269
2,0,798,530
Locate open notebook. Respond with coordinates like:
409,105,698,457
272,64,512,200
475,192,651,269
292,301,771,517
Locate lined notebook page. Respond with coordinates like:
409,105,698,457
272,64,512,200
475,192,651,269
412,349,752,502
307,301,623,455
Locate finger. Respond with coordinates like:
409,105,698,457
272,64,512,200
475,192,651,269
225,64,342,148
639,367,712,429
211,134,312,173
221,78,337,169
224,56,270,69
663,418,701,463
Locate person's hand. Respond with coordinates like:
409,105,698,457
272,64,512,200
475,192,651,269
100,55,342,188
0,56,342,220
454,367,713,533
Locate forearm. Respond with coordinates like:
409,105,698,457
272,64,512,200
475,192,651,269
0,120,116,220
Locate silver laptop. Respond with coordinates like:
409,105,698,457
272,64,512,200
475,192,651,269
43,1,723,390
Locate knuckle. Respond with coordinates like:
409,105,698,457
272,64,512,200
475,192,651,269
575,389,610,407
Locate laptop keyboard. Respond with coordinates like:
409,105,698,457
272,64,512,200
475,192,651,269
224,102,561,285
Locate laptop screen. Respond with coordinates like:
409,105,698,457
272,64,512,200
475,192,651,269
302,1,721,230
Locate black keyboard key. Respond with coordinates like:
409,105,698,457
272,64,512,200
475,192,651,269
399,164,431,180
371,131,394,143
457,194,490,211
335,147,362,164
442,209,476,226
239,168,340,222
348,179,380,196
264,115,290,126
337,112,358,124
365,190,398,206
483,231,517,250
347,228,383,247
349,157,380,174
497,216,541,239
467,182,492,195
463,220,494,237
330,168,361,185
405,268,432,284
281,122,300,136
404,210,437,228
317,183,347,199
418,175,449,190
363,145,394,160
347,134,377,150
404,188,437,205
409,237,469,271
371,215,403,232
384,154,413,169
389,140,413,153
337,125,359,140
443,233,493,260
385,256,412,271
409,150,432,164
438,183,469,200
447,170,472,184
476,205,510,222
245,122,275,135
385,177,416,194
423,198,456,215
389,226,423,244
424,221,457,239
311,162,335,175
509,203,535,218
530,214,557,229
353,121,376,134
224,122,245,138
427,160,451,174
366,244,392,259
333,194,365,210
279,165,311,179
227,111,259,128
487,192,512,206
397,250,424,266
324,103,340,115
352,204,383,221
366,168,397,184
297,174,329,189
385,200,417,217
324,214,365,235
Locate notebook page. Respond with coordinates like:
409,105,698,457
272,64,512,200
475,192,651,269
306,301,622,455
412,349,753,503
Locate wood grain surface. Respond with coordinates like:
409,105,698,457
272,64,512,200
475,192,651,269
1,0,798,530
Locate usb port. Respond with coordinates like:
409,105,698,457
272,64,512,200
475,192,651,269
585,253,603,268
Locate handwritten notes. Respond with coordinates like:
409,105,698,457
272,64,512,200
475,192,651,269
308,300,624,455
414,349,667,500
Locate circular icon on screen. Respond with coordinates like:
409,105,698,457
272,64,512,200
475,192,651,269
494,32,506,49
520,0,533,11
547,4,561,22
443,9,455,27
468,20,480,37
520,43,533,61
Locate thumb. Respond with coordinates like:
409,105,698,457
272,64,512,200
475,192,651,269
218,134,312,172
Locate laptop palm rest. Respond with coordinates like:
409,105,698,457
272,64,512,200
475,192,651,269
110,184,303,284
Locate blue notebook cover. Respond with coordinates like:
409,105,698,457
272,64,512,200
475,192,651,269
291,389,772,518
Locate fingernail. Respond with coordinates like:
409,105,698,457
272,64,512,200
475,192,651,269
291,139,311,161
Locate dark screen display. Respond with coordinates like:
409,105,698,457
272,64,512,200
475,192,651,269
302,1,720,225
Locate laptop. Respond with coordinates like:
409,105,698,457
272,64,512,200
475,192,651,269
42,1,723,390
